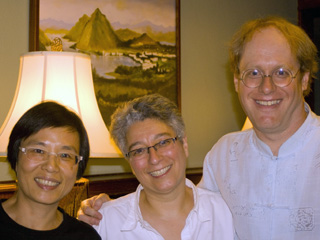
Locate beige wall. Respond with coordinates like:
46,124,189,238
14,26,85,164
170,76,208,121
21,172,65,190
0,0,297,181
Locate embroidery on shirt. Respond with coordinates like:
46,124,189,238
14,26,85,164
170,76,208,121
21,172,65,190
314,152,320,168
233,205,252,217
229,141,238,162
289,208,314,231
232,205,266,219
224,179,237,195
275,163,298,196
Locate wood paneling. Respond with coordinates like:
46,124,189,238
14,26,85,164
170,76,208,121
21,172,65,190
86,168,203,198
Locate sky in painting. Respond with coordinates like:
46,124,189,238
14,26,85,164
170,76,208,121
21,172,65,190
40,0,176,28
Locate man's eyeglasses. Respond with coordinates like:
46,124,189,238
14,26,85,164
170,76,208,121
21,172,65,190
19,147,83,167
239,67,299,88
125,136,178,160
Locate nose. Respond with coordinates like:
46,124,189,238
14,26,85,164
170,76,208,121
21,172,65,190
42,154,60,172
259,74,276,94
147,146,161,165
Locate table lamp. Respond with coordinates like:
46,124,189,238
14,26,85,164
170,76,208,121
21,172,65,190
0,51,122,157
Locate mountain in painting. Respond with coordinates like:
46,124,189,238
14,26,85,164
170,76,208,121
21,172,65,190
128,33,160,48
39,29,51,50
113,20,175,45
64,14,90,42
40,18,73,31
112,20,175,34
62,8,172,53
115,28,141,42
75,8,121,52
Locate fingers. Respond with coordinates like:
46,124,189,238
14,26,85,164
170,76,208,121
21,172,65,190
77,208,101,226
77,195,103,226
92,193,111,210
77,193,111,226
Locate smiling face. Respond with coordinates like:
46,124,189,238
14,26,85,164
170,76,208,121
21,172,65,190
126,118,188,195
16,127,80,207
234,27,309,138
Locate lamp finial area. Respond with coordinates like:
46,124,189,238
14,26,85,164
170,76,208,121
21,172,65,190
51,37,63,52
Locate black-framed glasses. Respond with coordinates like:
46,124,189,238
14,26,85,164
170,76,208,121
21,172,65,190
125,136,178,160
239,67,299,88
19,147,83,166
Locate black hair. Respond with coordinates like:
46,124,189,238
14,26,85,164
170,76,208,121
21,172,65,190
7,101,90,179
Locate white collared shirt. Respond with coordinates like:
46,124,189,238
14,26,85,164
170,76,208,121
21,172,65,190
94,179,235,240
199,103,320,240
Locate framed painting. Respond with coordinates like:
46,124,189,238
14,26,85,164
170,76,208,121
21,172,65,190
29,0,181,128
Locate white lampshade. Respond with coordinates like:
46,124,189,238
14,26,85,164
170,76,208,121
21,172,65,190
0,51,122,157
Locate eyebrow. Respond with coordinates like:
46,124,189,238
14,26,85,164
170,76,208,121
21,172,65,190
60,145,78,152
24,141,46,147
241,65,292,71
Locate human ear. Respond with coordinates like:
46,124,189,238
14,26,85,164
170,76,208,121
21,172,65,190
234,74,240,92
301,71,310,91
181,136,189,157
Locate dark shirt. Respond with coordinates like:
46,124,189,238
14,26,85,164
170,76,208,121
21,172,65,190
0,199,101,240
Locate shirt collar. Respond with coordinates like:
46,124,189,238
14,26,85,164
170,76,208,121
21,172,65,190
120,184,144,231
185,179,212,222
277,102,311,155
252,102,313,157
120,179,211,232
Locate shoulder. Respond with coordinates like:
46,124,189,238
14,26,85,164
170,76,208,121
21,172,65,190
60,208,101,239
188,180,229,212
94,192,138,238
196,187,233,218
99,192,136,217
197,187,228,206
309,110,320,129
0,201,21,236
216,129,252,146
205,129,253,158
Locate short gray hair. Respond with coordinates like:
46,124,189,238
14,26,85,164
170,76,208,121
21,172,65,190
109,94,185,156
